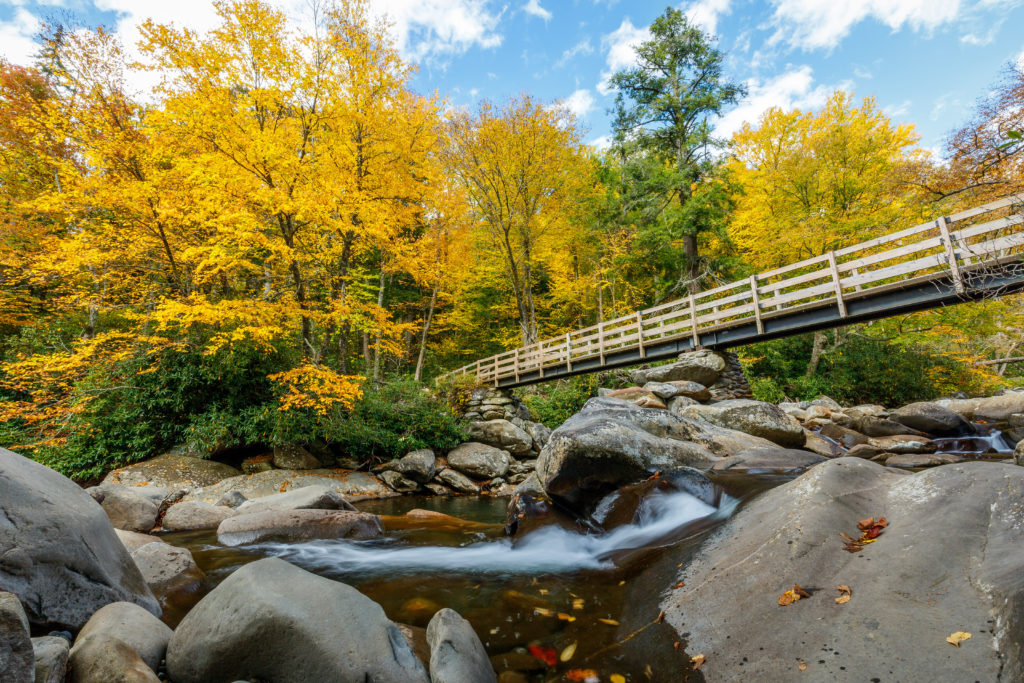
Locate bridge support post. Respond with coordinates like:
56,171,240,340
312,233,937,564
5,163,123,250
938,216,965,294
749,275,764,334
827,251,847,317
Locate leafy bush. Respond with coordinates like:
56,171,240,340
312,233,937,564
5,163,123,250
520,374,602,429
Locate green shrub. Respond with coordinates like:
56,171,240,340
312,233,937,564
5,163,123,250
520,374,602,429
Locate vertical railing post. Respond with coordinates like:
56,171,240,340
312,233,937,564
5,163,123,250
475,359,481,382
938,216,965,294
565,332,573,372
688,295,700,349
749,274,764,335
635,311,646,358
492,355,498,388
539,342,545,378
513,348,520,383
598,322,605,365
827,251,847,317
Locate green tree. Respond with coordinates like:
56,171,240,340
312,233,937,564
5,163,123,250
608,7,745,295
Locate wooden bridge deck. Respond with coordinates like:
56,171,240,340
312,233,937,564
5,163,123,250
444,195,1024,389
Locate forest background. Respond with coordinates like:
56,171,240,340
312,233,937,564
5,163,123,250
1,0,1022,480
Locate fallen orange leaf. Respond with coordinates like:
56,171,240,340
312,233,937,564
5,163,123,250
566,668,597,682
598,618,620,626
691,654,706,670
610,675,626,683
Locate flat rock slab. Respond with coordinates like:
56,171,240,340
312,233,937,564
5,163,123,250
710,447,827,473
217,509,383,546
181,469,393,505
663,459,1024,681
103,454,240,490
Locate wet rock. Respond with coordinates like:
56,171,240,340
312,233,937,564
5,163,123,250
938,392,1024,422
662,459,1024,681
710,447,827,473
803,429,841,457
679,399,806,448
216,490,247,508
490,651,546,674
883,452,964,468
1,591,33,683
272,444,321,470
380,470,421,493
522,421,552,451
32,636,69,683
630,349,726,386
73,602,172,673
504,474,580,537
590,468,719,532
447,442,512,479
396,596,443,627
436,468,481,494
166,557,429,683
867,434,936,454
102,453,241,492
384,449,437,483
0,448,159,631
216,509,382,546
181,469,393,505
844,443,884,460
130,544,204,606
233,484,357,515
161,501,236,531
93,486,160,533
114,529,164,553
891,401,972,436
424,482,451,495
67,634,159,683
855,414,926,438
818,423,869,448
466,420,534,457
427,608,497,683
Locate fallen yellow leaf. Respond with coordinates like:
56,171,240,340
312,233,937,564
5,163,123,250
533,607,553,617
598,618,620,626
557,612,577,622
560,641,577,662
835,594,851,604
798,659,807,671
691,654,706,670
572,598,585,610
610,675,626,683
946,631,972,647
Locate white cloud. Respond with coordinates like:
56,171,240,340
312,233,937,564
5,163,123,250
0,8,42,65
561,88,595,118
768,0,961,51
523,0,552,21
556,37,593,67
588,134,613,150
597,18,649,95
374,0,504,63
884,99,912,119
715,65,834,138
685,0,731,35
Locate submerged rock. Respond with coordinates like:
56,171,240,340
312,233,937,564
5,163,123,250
663,459,1024,681
216,509,382,546
166,557,429,683
427,608,497,683
0,448,159,631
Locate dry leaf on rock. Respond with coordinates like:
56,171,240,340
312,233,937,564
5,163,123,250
778,583,811,606
835,585,852,604
946,631,972,647
691,654,706,670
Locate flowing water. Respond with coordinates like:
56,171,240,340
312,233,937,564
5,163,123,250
162,474,784,681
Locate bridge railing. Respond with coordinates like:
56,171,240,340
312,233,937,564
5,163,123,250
444,195,1024,386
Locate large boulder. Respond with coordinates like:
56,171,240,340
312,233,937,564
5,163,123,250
854,414,926,438
629,349,726,386
938,392,1024,422
466,420,534,457
383,449,437,484
73,602,171,673
662,459,1024,681
435,469,481,494
679,399,806,448
161,501,236,531
0,448,159,631
710,447,827,473
102,453,240,491
534,398,721,509
166,557,429,683
891,401,972,436
447,443,512,479
233,485,357,515
94,486,160,533
216,509,382,546
605,387,667,410
521,421,552,451
67,634,159,683
272,444,321,470
427,608,497,683
181,469,392,505
0,591,32,683
114,530,164,553
129,544,204,605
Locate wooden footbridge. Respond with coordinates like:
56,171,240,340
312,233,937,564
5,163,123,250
445,195,1024,389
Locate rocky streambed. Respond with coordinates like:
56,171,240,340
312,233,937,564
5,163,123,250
4,351,1024,681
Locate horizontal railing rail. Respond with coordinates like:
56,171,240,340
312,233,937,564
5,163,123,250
442,195,1024,386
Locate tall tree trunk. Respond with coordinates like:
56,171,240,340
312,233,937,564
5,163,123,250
597,276,604,323
682,233,701,294
806,330,827,377
414,282,439,382
372,271,386,383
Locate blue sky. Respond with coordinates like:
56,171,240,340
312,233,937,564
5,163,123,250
2,0,1023,154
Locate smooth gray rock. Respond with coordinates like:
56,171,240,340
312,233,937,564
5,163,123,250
166,557,429,683
181,469,392,505
215,490,247,508
32,636,69,683
129,543,204,604
427,608,497,683
522,421,552,451
1015,439,1024,466
161,501,236,531
379,470,421,493
710,447,827,473
233,485,357,515
0,591,32,683
102,454,240,492
113,530,164,553
465,420,534,457
97,486,159,532
436,468,481,494
385,449,437,484
667,395,699,415
216,509,382,546
447,442,512,479
938,392,1024,422
891,401,972,436
67,634,159,683
680,399,806,448
855,414,926,438
867,434,936,454
73,602,171,673
630,349,726,386
662,459,1024,681
0,448,159,631
272,444,321,470
883,452,963,467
